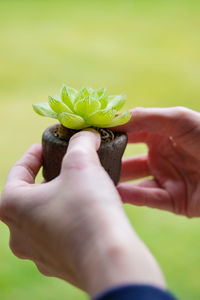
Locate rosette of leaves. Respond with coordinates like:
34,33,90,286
33,85,131,130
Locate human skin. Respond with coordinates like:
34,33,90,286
116,107,200,218
0,130,165,297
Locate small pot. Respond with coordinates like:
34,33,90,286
42,124,128,185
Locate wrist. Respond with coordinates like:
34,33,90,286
82,234,139,297
73,208,166,297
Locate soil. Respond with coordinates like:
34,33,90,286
53,124,115,144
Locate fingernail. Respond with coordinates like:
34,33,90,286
81,128,99,134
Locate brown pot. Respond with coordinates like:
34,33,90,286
42,124,128,185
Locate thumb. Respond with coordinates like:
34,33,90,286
61,129,101,174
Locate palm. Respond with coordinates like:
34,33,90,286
145,132,200,217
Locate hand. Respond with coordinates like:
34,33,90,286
0,130,165,297
116,107,200,218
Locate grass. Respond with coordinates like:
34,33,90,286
0,0,200,299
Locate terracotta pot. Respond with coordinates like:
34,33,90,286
42,124,128,185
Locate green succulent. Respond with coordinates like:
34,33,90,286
33,85,131,130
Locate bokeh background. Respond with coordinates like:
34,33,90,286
0,0,200,299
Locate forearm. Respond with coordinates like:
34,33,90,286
73,207,166,297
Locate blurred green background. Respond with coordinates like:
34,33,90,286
0,0,200,299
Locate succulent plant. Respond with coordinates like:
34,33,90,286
33,85,131,130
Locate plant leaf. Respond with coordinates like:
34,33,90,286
60,85,77,111
33,84,130,130
32,102,57,119
96,87,108,109
86,108,116,127
107,94,126,111
103,111,131,127
74,86,97,101
74,89,101,118
48,96,73,114
58,112,88,129
74,87,88,103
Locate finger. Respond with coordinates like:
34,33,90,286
112,107,198,138
117,182,173,212
120,155,151,182
60,129,119,204
135,179,159,188
127,132,150,143
61,129,101,174
5,144,42,186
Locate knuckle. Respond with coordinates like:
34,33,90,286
36,263,52,277
9,238,27,259
0,187,19,221
69,147,91,159
64,150,88,170
171,106,199,137
63,148,99,171
173,106,190,118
